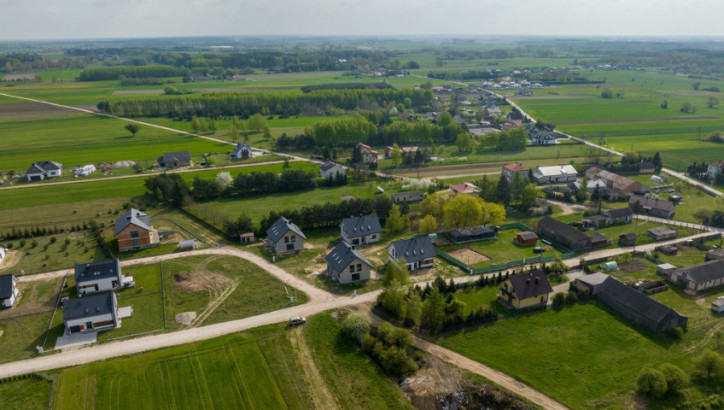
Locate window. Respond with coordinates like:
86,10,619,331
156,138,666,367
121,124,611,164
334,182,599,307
284,236,289,244
352,273,360,281
349,265,355,273
130,231,140,239
356,263,362,271
290,235,296,243
131,239,141,247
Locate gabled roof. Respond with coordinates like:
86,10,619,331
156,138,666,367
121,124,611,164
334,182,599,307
534,165,577,177
326,241,374,273
342,215,381,238
0,274,16,300
234,142,252,152
449,182,480,194
389,236,435,263
25,161,62,175
319,161,343,173
75,259,122,284
508,271,553,299
604,207,634,219
648,226,677,237
503,163,528,172
63,292,116,321
676,259,724,283
576,272,609,287
266,217,306,245
516,231,538,240
159,151,191,164
114,208,153,236
537,216,590,244
390,191,425,202
597,276,683,325
630,195,674,213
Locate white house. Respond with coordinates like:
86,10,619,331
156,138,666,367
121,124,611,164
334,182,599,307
74,164,96,177
0,274,19,308
319,161,347,180
62,292,120,334
24,161,62,181
266,217,307,254
501,163,529,183
388,236,435,271
0,246,5,264
325,241,374,284
74,258,132,296
341,215,381,247
532,165,577,184
707,161,724,180
712,296,724,313
231,142,255,160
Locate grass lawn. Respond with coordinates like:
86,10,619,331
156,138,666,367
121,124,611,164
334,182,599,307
302,313,414,409
53,334,287,409
188,178,404,229
0,377,51,410
440,229,563,268
592,218,701,248
162,255,308,330
435,302,715,409
0,312,54,365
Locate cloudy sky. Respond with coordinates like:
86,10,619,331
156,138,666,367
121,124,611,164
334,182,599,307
1,0,723,40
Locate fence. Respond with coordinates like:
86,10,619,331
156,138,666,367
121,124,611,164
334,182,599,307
435,248,556,275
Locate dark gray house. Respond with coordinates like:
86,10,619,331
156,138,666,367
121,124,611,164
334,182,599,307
536,216,592,251
595,276,688,333
75,258,129,296
341,215,381,247
388,236,435,271
390,191,425,204
629,195,674,219
24,161,62,181
325,241,374,284
157,151,192,169
667,259,724,295
63,292,120,335
266,217,306,254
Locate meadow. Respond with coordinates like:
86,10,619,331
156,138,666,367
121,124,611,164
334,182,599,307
53,334,287,409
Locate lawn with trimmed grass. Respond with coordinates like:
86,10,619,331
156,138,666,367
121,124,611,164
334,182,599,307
162,255,308,330
54,334,287,410
440,229,563,268
0,311,54,365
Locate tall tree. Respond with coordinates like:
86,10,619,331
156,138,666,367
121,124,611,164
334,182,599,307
443,194,482,228
421,287,445,333
390,143,402,167
385,204,406,233
124,123,141,137
496,176,511,205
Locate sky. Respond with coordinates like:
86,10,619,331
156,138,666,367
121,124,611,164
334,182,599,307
1,0,724,40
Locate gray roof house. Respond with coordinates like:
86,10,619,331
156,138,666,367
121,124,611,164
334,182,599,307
629,195,674,219
267,217,307,254
157,151,191,169
231,142,255,160
114,208,160,252
341,215,382,247
63,292,120,335
0,274,19,308
24,161,62,181
595,275,688,333
536,216,591,252
75,259,129,296
388,236,435,271
325,241,374,284
319,161,347,180
667,259,724,295
581,207,634,229
390,191,425,203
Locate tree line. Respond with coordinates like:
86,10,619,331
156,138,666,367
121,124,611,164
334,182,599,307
97,88,433,119
79,65,186,81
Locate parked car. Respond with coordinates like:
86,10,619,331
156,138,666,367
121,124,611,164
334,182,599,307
289,316,306,326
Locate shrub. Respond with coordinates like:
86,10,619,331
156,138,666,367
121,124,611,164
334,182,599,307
552,292,567,307
669,326,684,340
636,367,668,398
566,291,578,305
342,312,371,344
694,350,724,380
658,363,688,394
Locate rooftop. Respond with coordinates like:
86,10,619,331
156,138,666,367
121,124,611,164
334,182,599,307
62,292,116,321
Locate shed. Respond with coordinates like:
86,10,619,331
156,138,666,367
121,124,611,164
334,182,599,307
178,240,196,251
572,272,609,296
648,226,677,241
602,261,618,272
513,231,538,247
705,248,724,261
240,232,255,244
619,233,638,246
712,297,724,313
656,263,676,275
448,226,495,243
589,232,610,248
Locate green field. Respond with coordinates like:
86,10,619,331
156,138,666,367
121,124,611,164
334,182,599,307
436,302,715,408
0,377,51,410
440,229,563,268
54,334,287,409
162,255,308,329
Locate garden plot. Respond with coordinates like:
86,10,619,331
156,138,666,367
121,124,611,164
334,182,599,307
446,247,491,265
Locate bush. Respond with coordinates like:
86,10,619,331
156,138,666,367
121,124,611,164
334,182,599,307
669,326,684,340
551,292,567,307
658,363,688,394
694,350,724,380
342,312,371,344
636,367,668,398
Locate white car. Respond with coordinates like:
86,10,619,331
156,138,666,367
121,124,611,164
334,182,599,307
289,316,306,326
